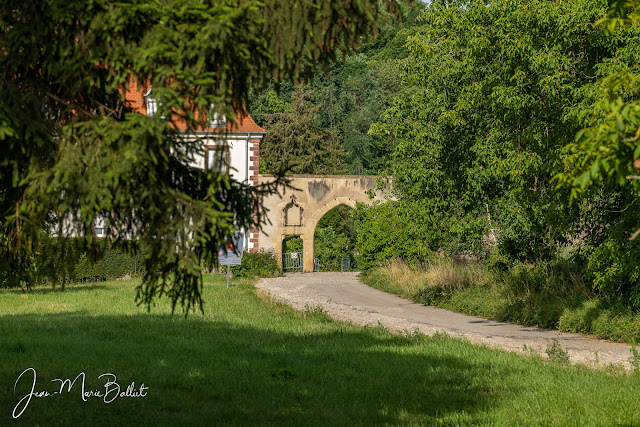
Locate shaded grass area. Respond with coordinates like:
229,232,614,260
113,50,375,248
363,260,640,343
0,276,639,424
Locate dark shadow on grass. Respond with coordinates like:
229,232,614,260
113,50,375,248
0,312,519,425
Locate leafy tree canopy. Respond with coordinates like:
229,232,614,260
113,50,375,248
0,0,397,314
370,0,627,262
556,0,640,200
354,0,640,306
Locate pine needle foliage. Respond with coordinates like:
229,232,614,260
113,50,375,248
260,86,347,175
0,0,397,314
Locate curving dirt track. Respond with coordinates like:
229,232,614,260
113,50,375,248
256,272,635,369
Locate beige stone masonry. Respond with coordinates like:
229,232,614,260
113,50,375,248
257,174,392,272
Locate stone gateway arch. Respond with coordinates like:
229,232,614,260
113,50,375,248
256,174,391,272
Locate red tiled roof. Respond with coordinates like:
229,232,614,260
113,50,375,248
123,78,265,133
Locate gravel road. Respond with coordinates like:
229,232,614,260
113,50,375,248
256,272,635,369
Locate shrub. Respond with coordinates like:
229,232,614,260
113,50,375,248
365,256,594,330
352,201,439,271
586,235,640,309
363,260,430,299
282,236,303,253
364,259,489,304
545,339,570,364
74,246,145,282
231,250,280,278
412,259,489,305
314,227,354,271
558,298,640,343
0,237,146,287
486,249,511,273
501,259,589,297
495,260,590,329
314,205,357,271
501,263,549,295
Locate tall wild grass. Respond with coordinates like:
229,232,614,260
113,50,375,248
365,259,489,301
362,259,640,343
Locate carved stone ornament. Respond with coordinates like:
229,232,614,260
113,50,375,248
283,194,304,226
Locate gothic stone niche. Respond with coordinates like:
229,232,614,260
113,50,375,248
283,194,304,226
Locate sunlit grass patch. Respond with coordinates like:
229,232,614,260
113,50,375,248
364,259,489,300
1,275,640,424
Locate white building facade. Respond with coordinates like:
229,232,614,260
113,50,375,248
120,80,265,252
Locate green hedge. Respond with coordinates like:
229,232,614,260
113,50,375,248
74,245,145,282
314,227,355,271
0,238,147,288
352,201,442,270
2,239,280,287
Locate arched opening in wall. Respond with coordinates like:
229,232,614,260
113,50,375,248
282,235,303,272
313,205,357,271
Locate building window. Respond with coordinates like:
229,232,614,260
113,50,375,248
144,88,160,117
146,97,157,116
205,146,230,173
93,216,107,238
208,105,226,128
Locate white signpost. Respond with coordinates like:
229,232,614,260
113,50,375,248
217,232,244,288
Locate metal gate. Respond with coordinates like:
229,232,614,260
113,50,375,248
282,252,303,272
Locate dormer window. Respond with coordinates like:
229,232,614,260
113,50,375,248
144,88,158,117
208,105,226,128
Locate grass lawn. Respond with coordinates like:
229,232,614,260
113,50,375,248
1,276,640,425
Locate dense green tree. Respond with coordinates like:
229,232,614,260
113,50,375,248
554,0,640,305
248,79,295,128
312,55,393,174
249,2,425,175
354,0,640,306
260,86,346,175
371,0,619,262
557,0,640,198
314,227,354,271
353,200,449,270
0,0,397,313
